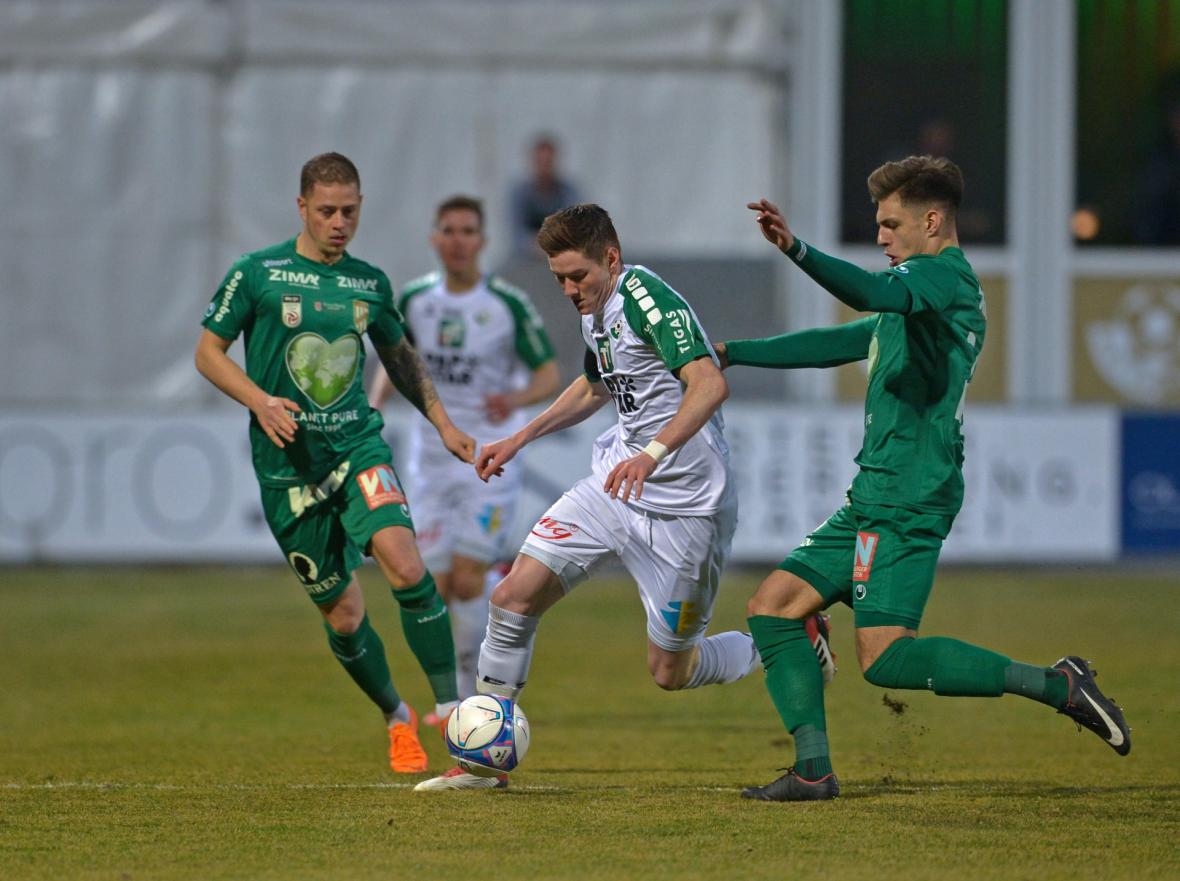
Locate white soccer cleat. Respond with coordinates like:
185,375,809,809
413,766,509,791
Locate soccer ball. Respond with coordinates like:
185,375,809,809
445,694,530,777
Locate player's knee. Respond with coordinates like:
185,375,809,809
321,602,365,635
746,592,774,619
648,656,692,691
383,557,427,590
859,636,910,684
651,666,689,691
489,573,542,615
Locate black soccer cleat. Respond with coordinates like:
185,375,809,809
1053,656,1131,756
741,767,840,802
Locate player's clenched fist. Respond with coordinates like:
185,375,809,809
441,425,477,464
476,436,520,481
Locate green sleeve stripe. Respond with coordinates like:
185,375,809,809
396,272,439,312
620,268,711,371
583,347,601,382
488,276,555,369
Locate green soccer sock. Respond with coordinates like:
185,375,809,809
864,635,1010,696
391,571,458,704
1003,661,1069,708
323,614,400,715
748,615,831,777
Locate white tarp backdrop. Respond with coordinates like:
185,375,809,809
0,406,1121,565
0,0,788,408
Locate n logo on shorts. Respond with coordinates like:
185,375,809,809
356,464,406,511
853,531,879,582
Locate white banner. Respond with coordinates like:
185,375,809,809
0,405,1119,564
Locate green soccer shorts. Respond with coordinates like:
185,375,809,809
259,437,415,605
778,495,955,630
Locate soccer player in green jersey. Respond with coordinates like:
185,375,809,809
195,152,475,775
717,155,1131,802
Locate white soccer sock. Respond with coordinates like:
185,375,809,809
449,592,490,700
476,603,539,700
683,631,760,689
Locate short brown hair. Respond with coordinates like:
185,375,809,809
867,155,963,215
300,152,360,196
435,194,484,228
537,203,621,261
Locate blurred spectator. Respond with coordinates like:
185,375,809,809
1133,95,1180,245
510,134,581,257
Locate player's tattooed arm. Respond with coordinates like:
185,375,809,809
375,338,439,417
374,339,475,464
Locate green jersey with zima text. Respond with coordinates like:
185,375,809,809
854,247,986,514
582,265,731,516
202,238,404,487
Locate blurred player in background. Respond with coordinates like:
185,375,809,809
195,152,473,775
416,203,831,792
370,195,560,713
718,155,1131,802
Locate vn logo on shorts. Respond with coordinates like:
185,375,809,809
853,531,879,582
356,464,406,511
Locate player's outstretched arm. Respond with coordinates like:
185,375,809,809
476,375,609,481
374,338,475,464
722,318,876,371
603,356,727,503
748,197,909,314
194,329,301,449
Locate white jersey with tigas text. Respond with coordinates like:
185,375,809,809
398,272,554,464
581,265,731,516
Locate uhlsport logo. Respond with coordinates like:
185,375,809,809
1086,283,1180,403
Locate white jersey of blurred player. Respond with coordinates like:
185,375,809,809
370,197,558,703
399,269,553,570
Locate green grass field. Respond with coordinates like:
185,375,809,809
1,565,1178,880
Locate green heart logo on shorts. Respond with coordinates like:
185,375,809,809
285,332,360,409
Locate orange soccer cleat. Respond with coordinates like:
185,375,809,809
388,704,429,774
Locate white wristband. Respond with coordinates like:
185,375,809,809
642,440,669,463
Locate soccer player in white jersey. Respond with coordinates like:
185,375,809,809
415,203,762,791
370,196,560,711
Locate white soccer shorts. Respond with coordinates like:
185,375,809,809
408,456,521,573
519,475,737,652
